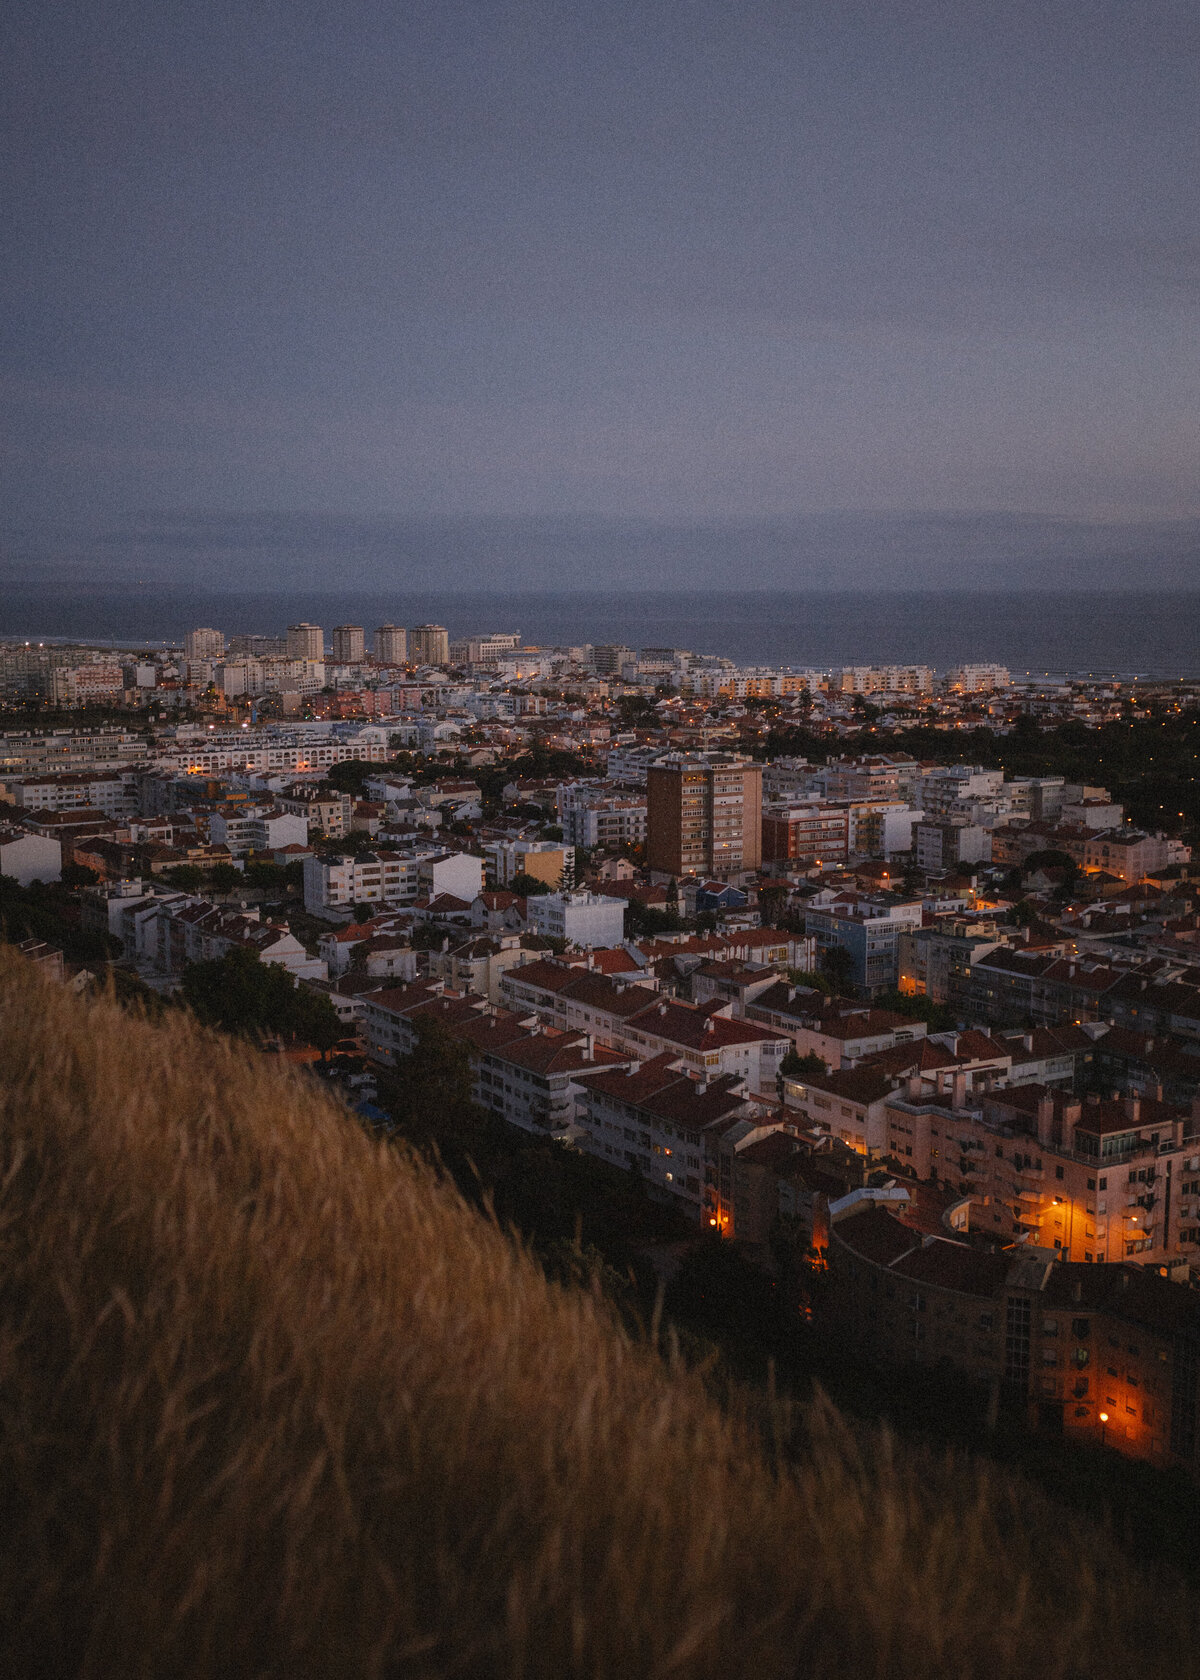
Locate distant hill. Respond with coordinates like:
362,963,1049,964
0,945,1193,1678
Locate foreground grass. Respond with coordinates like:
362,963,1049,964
0,946,1194,1679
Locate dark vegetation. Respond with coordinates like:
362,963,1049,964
757,709,1200,835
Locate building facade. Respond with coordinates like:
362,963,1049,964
646,753,763,879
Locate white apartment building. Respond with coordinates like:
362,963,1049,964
303,847,483,912
944,664,1010,693
914,818,992,874
159,728,389,776
10,769,139,817
919,767,1006,819
208,806,309,857
556,783,648,849
184,628,226,660
526,891,627,949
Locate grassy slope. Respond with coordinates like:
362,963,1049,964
0,946,1192,1679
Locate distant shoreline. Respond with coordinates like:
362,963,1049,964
5,586,1200,676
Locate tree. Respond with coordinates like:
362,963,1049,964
210,862,243,895
377,1018,482,1143
164,865,205,892
181,946,303,1041
510,871,552,897
818,944,856,995
290,986,344,1059
61,862,99,890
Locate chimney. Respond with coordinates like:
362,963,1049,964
1061,1097,1080,1152
906,1074,922,1100
951,1070,967,1109
1023,1032,1034,1053
1124,1095,1141,1123
1036,1093,1055,1147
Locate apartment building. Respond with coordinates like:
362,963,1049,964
10,769,140,818
447,632,521,665
359,981,632,1140
827,1205,1200,1471
526,890,627,948
745,986,928,1066
276,786,353,837
374,625,408,665
645,753,763,878
805,894,924,993
330,625,365,664
832,666,933,695
286,623,324,661
51,664,125,706
574,1052,767,1221
897,918,1011,1006
484,837,573,889
761,802,850,868
1084,830,1191,884
410,624,450,666
914,818,992,873
556,783,648,849
944,664,1010,693
207,804,308,857
879,1081,1200,1266
184,628,225,660
500,960,790,1091
303,847,483,912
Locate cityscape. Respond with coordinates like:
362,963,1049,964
6,0,1200,1673
5,617,1200,1481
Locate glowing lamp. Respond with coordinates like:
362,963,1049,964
1099,1412,1109,1422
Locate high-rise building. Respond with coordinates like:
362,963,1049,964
286,623,324,661
375,625,408,665
330,625,366,664
184,627,225,660
410,624,450,666
646,753,763,879
228,633,287,659
593,644,634,675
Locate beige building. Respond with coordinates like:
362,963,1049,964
375,625,408,665
286,623,324,661
410,624,450,666
330,625,365,663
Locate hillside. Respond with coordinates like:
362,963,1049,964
0,945,1193,1679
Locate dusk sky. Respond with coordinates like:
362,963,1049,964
4,0,1199,589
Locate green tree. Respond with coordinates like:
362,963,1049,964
210,862,243,895
510,871,553,897
60,862,100,890
180,946,313,1043
377,1018,482,1143
164,865,205,892
290,986,345,1059
818,944,856,995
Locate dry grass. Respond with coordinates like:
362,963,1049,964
0,945,1192,1679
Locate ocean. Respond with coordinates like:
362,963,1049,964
3,586,1200,677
